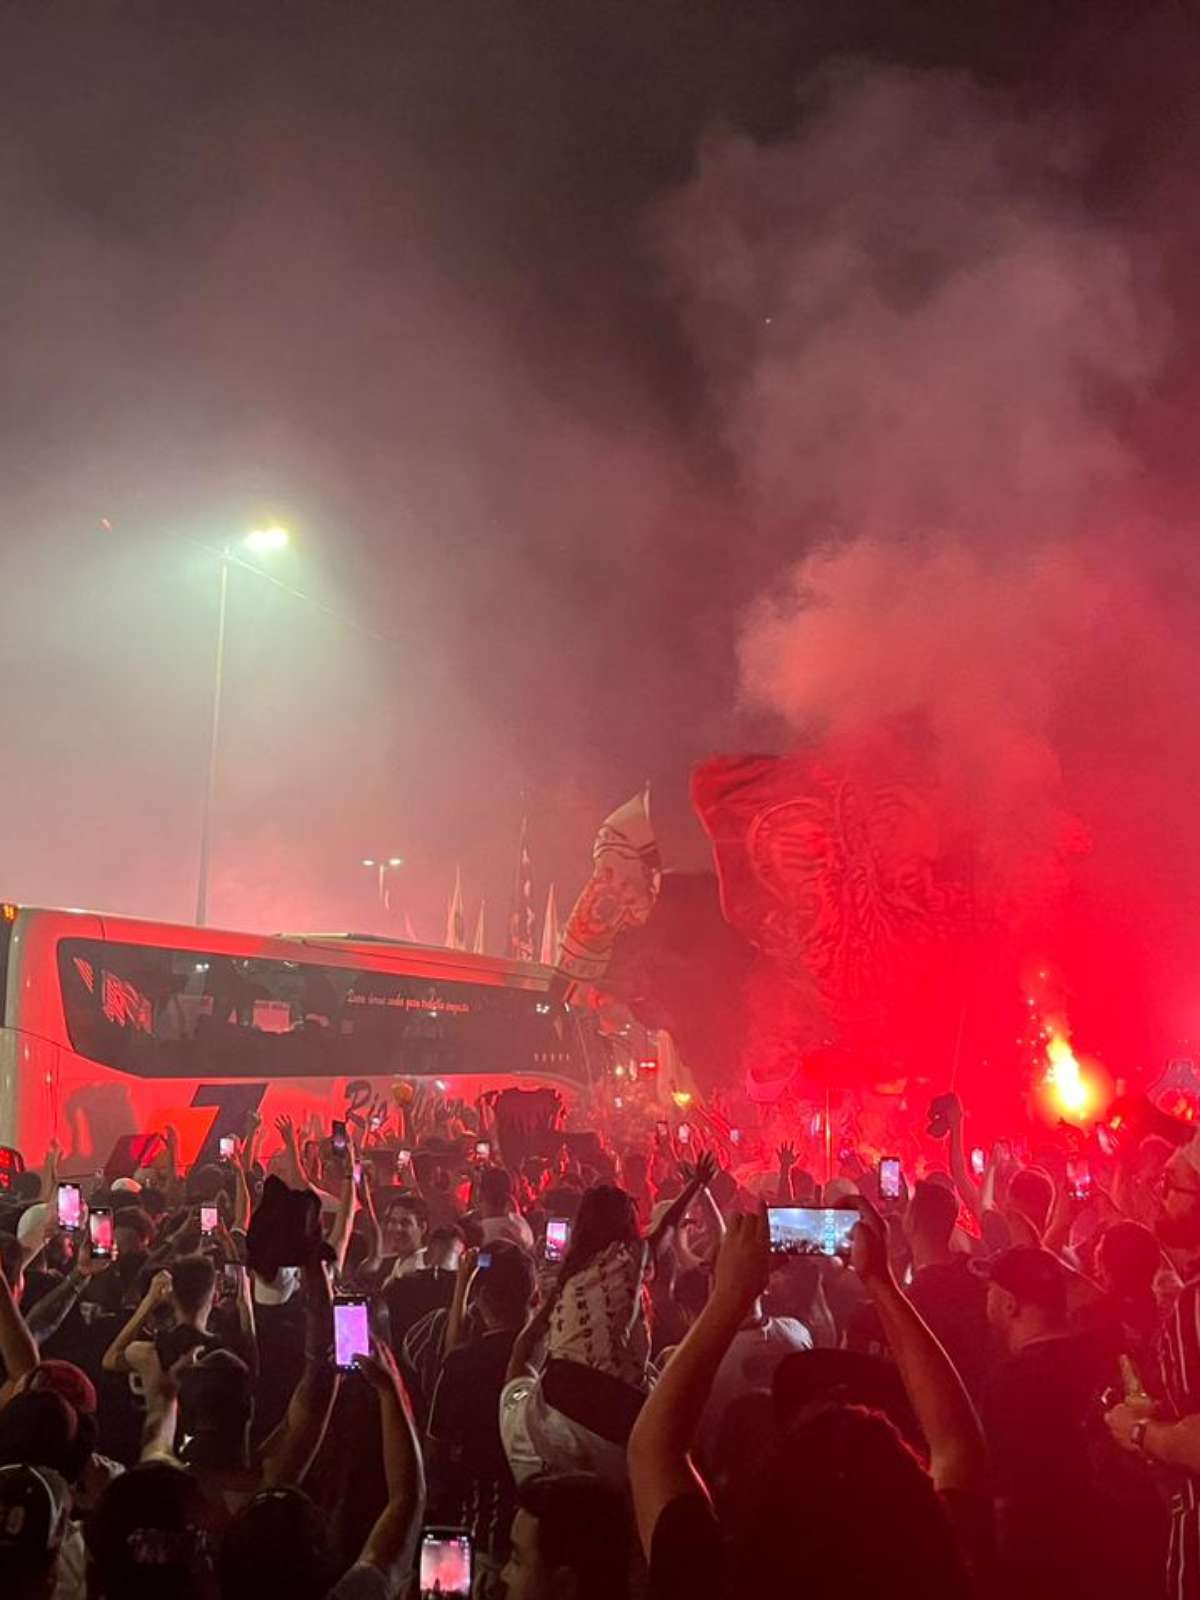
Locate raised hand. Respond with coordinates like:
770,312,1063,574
274,1114,297,1150
777,1142,797,1171
712,1208,770,1312
694,1149,719,1189
849,1196,891,1287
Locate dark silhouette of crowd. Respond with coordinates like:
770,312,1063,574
2,1087,1198,1599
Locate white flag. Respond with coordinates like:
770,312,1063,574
445,866,466,950
472,899,487,955
539,883,560,966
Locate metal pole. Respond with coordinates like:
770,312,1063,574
195,554,230,926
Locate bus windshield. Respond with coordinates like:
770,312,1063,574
57,936,584,1084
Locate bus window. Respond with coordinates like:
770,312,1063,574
56,939,584,1084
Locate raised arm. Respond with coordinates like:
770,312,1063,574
852,1197,987,1497
443,1247,478,1358
775,1143,797,1204
352,1344,426,1581
26,1237,111,1346
326,1163,359,1277
941,1095,982,1223
101,1270,174,1374
628,1209,769,1557
0,1264,39,1395
645,1152,717,1257
260,1261,338,1488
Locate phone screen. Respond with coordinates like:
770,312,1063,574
223,1262,243,1291
475,1140,491,1159
331,1120,348,1153
879,1157,902,1200
970,1146,986,1177
200,1204,219,1236
419,1530,472,1599
219,1136,236,1159
89,1209,116,1259
677,1123,691,1145
1066,1159,1092,1200
767,1206,857,1259
396,1148,412,1172
544,1218,571,1264
333,1297,371,1371
56,1182,83,1231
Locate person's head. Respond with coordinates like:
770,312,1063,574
186,1164,229,1205
0,1464,70,1600
218,1487,333,1600
177,1351,255,1469
504,1474,631,1600
480,1165,516,1216
674,1267,711,1327
560,1185,639,1281
0,1390,93,1483
383,1194,428,1259
726,1406,969,1600
426,1224,466,1272
1156,1143,1200,1252
11,1171,42,1203
14,1360,98,1422
905,1180,959,1258
170,1254,217,1324
1,1230,26,1301
982,1246,1068,1353
85,1461,219,1600
1097,1219,1162,1300
114,1207,155,1258
474,1240,537,1331
1008,1168,1054,1237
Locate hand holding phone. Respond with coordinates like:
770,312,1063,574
200,1204,219,1236
970,1146,986,1177
219,1135,236,1160
677,1123,691,1146
475,1140,491,1160
767,1206,857,1259
544,1217,571,1264
331,1120,348,1155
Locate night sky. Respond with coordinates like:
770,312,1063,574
2,1,1199,993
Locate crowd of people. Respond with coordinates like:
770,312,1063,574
3,1085,1200,1598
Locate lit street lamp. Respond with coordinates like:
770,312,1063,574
362,856,405,912
195,528,291,926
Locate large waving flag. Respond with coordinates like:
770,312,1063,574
555,787,660,989
445,865,466,951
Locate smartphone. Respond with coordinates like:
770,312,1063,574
1066,1159,1092,1202
677,1123,691,1146
544,1217,571,1264
970,1146,986,1177
419,1529,472,1600
369,1110,384,1130
200,1204,219,1236
878,1157,903,1201
352,1161,363,1186
55,1181,83,1231
396,1148,412,1172
1097,1124,1117,1157
730,1128,742,1146
333,1295,371,1371
219,1135,236,1160
223,1262,243,1291
89,1207,116,1261
331,1120,348,1155
655,1120,670,1141
475,1140,491,1160
477,1250,492,1270
767,1206,858,1259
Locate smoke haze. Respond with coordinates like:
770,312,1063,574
2,3,1200,1071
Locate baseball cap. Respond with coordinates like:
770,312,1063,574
25,1359,98,1417
0,1463,70,1570
972,1245,1067,1312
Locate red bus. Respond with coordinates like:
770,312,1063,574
0,904,602,1176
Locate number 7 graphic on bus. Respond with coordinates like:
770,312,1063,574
189,1083,267,1170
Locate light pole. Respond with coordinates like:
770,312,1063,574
362,856,405,914
195,527,290,926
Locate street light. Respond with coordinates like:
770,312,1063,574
195,527,291,926
362,856,405,911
